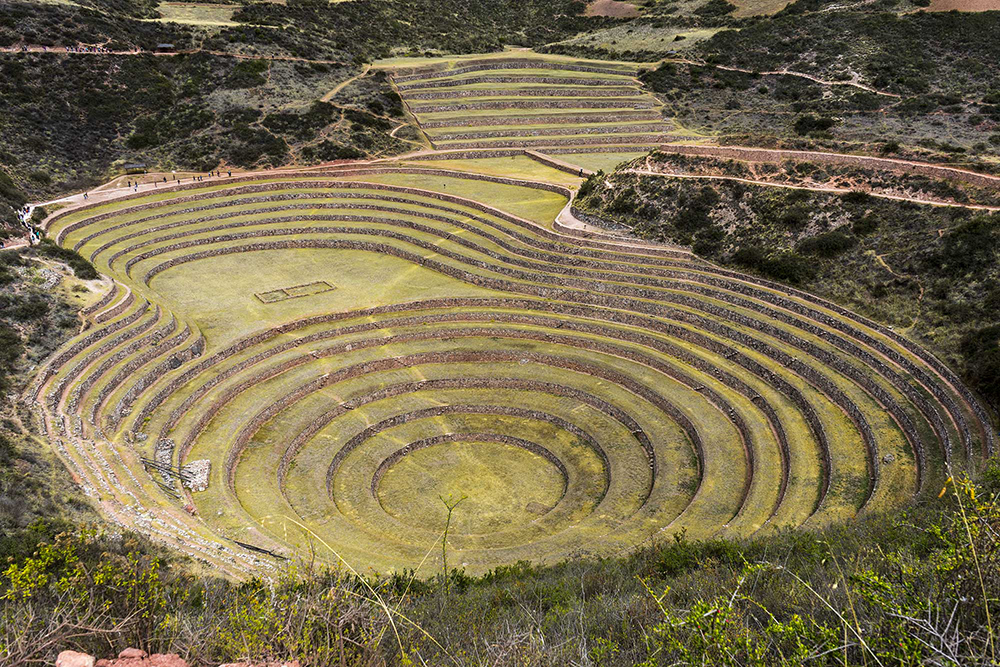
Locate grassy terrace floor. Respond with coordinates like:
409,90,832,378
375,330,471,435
382,52,678,168
23,52,995,578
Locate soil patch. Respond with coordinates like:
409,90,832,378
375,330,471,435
585,0,640,17
926,0,1000,10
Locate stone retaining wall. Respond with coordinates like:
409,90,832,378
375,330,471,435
441,135,664,150
420,111,660,128
31,300,149,400
410,99,654,113
92,318,185,426
94,290,135,324
434,124,671,142
49,307,159,410
66,310,175,415
392,59,635,83
147,239,879,504
406,87,639,100
398,75,634,90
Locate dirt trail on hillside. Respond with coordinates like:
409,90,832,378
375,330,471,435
626,168,1000,212
321,63,370,102
0,45,346,65
653,144,1000,189
666,58,901,98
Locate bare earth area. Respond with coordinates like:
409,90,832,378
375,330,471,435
926,0,1000,10
585,0,641,17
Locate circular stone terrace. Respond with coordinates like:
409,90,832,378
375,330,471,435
23,53,996,577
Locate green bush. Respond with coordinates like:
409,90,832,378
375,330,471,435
225,59,268,89
797,230,857,257
33,239,98,279
694,0,737,17
793,114,837,135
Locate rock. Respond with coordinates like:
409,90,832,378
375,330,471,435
147,654,188,667
97,652,187,667
57,651,96,667
119,648,147,659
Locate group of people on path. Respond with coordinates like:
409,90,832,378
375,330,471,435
84,169,236,199
8,166,238,250
65,45,115,54
3,203,39,248
11,44,141,54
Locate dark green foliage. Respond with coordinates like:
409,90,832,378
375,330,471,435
228,0,605,62
0,52,406,189
263,101,336,141
931,215,998,277
775,203,811,228
225,59,268,89
961,325,1000,408
0,169,27,235
0,1,192,51
3,472,999,665
578,170,1000,405
747,250,817,284
675,186,719,235
0,321,22,392
333,70,406,119
793,114,836,135
577,171,603,199
654,532,743,576
732,245,768,271
852,214,880,236
699,8,1000,98
797,230,857,257
0,250,105,538
0,170,26,209
301,141,364,162
223,124,288,168
0,293,49,321
32,239,98,279
694,0,738,17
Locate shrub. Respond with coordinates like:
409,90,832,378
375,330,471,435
27,171,51,186
762,251,817,284
960,325,1000,407
0,293,49,321
852,214,880,236
793,114,837,135
33,239,99,279
694,0,738,17
732,245,767,271
797,230,857,257
932,215,997,276
225,59,268,89
777,204,811,229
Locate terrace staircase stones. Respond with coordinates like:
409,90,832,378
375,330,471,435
388,56,674,155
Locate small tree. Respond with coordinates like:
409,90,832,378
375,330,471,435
439,493,467,595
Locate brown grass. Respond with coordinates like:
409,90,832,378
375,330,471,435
584,0,641,17
926,0,1000,10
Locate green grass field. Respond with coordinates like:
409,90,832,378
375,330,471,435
152,2,239,27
